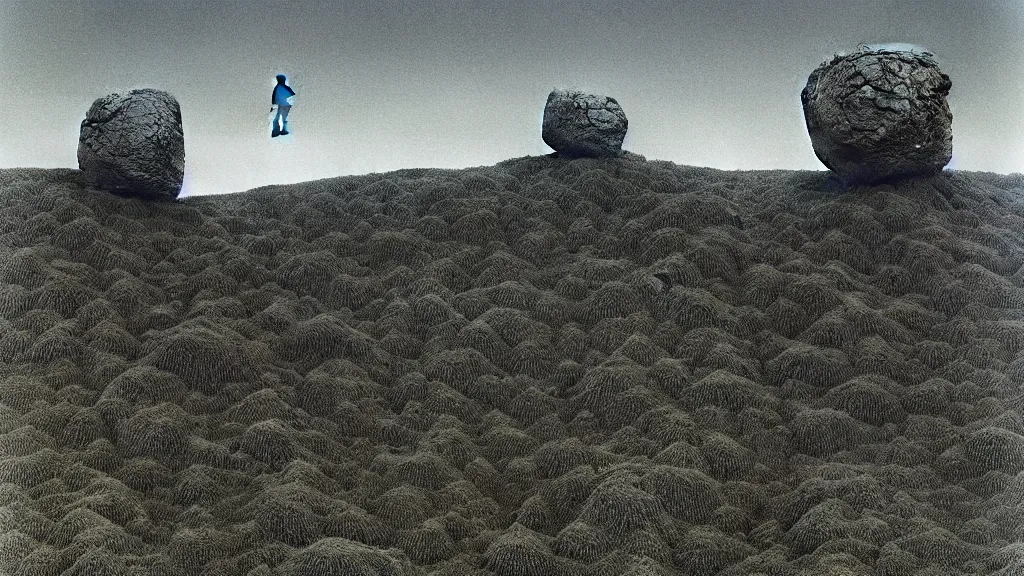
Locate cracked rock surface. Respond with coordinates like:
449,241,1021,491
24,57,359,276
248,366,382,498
542,88,628,158
78,88,185,201
801,47,952,185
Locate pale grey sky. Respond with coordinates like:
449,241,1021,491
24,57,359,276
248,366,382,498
1,0,1022,197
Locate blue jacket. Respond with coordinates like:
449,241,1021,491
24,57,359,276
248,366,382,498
272,83,295,107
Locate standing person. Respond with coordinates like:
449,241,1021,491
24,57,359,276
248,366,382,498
270,74,296,137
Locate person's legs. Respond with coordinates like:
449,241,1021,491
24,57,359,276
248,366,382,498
279,106,291,134
272,107,283,136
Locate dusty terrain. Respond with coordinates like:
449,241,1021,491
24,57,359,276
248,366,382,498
0,154,1022,575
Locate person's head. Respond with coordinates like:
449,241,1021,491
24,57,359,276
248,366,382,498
276,74,287,84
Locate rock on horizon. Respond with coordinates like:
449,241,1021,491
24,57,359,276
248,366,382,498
78,88,186,201
542,88,628,159
801,46,953,185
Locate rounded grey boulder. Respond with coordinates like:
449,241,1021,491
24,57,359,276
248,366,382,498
78,88,185,201
801,45,952,185
542,88,628,158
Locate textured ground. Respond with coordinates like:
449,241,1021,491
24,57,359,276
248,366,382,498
0,154,1022,575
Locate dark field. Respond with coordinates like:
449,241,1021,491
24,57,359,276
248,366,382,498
1,153,1023,575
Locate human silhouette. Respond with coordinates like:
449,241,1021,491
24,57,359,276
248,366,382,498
270,74,296,137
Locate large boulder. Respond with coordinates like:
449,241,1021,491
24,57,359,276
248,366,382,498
801,45,952,185
78,88,185,201
542,88,628,158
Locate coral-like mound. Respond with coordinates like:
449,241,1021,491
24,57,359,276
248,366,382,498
0,157,1022,575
